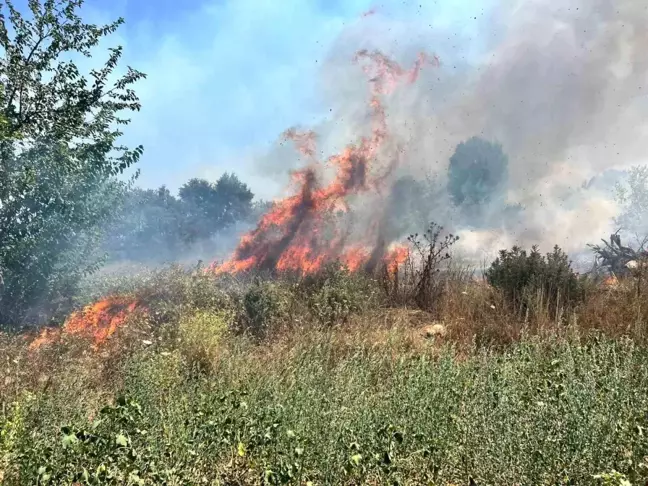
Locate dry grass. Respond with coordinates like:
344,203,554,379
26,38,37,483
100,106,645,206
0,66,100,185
4,268,648,402
4,265,648,484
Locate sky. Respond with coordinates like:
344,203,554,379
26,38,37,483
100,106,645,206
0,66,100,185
79,0,494,200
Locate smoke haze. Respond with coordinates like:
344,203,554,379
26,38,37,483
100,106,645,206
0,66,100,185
244,0,648,265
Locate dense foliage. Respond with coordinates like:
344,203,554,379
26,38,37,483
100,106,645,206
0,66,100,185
448,136,509,211
486,245,585,318
102,173,257,262
0,0,145,326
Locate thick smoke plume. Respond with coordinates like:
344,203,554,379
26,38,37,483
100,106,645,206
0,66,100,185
216,0,648,272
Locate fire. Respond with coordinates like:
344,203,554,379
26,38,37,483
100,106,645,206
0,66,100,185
384,246,410,276
603,275,619,289
29,296,142,350
211,50,435,276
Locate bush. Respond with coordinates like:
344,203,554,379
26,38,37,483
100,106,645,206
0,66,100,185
307,265,378,326
178,310,230,373
486,245,584,319
241,280,292,337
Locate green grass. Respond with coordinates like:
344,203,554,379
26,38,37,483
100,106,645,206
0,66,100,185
3,329,648,485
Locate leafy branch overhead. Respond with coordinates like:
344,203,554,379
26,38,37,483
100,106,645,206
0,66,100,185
0,0,146,327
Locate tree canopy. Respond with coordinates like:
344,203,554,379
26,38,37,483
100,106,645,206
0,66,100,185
448,137,509,209
101,174,257,263
0,0,145,326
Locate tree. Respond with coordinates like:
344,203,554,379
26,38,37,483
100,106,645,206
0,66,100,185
102,186,188,262
0,0,145,326
179,174,253,241
102,174,256,263
448,137,508,210
213,173,254,226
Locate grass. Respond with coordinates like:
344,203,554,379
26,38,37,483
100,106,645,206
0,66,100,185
2,261,648,484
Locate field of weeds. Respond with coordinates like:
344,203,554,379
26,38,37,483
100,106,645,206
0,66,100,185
2,252,648,485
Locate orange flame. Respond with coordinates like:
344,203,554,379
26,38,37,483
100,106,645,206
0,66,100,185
210,50,436,276
29,296,142,351
384,245,410,276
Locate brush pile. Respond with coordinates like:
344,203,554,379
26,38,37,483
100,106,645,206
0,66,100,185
589,231,648,277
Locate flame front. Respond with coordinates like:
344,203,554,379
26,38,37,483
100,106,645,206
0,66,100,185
29,296,142,350
212,50,435,276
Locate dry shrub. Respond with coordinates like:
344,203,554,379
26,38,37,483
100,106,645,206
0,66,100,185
577,278,648,342
380,222,459,315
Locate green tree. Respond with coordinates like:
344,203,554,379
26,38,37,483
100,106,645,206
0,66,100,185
179,174,253,241
448,137,508,209
103,186,188,262
103,174,257,263
0,0,145,326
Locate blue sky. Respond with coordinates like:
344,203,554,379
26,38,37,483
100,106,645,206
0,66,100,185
81,0,494,199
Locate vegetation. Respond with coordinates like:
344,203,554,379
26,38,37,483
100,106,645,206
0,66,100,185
0,0,145,327
3,254,648,484
3,2,648,485
486,245,585,320
102,173,258,263
448,136,509,215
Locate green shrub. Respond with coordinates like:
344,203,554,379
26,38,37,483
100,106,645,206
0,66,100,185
486,245,584,319
307,265,378,326
241,280,292,337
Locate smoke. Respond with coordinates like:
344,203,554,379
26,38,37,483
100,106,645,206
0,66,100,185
241,0,648,265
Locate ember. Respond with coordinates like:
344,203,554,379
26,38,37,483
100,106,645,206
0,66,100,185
211,50,434,276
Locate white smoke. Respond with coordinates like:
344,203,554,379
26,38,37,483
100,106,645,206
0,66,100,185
253,0,648,263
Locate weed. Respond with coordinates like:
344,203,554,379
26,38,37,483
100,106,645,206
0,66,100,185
178,309,231,373
308,265,378,326
241,279,292,337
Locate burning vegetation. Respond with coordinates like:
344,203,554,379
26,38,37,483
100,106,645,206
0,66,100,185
29,296,143,350
210,50,438,276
